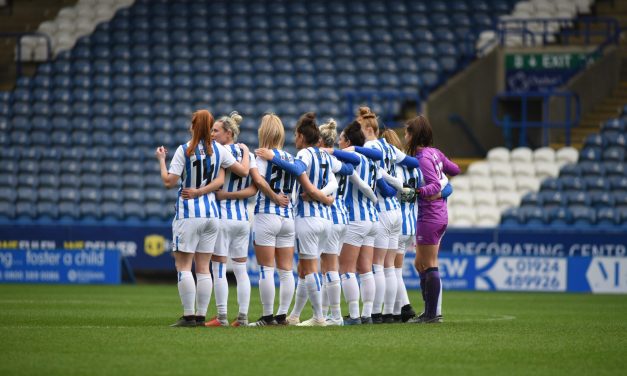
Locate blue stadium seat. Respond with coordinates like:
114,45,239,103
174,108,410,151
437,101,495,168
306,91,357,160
37,202,59,220
604,161,626,177
583,134,605,148
559,163,581,178
0,174,17,188
546,207,572,227
58,201,79,220
123,202,146,220
80,174,102,188
80,188,101,203
613,191,627,209
0,201,16,219
609,176,627,191
560,176,586,192
570,206,596,227
540,191,564,210
59,188,80,203
603,147,625,162
589,191,614,209
596,208,619,227
541,178,562,191
520,206,546,226
16,202,37,219
59,173,81,188
584,176,610,193
0,187,16,202
579,147,602,161
564,191,589,207
36,187,59,203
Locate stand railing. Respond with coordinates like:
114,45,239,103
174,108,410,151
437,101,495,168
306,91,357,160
492,90,581,148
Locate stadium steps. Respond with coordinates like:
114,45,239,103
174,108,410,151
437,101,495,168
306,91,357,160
0,0,76,90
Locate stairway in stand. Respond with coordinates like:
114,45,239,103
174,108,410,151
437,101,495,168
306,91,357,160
551,0,627,150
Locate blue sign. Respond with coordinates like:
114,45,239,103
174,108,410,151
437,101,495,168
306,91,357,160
0,249,121,284
397,253,627,294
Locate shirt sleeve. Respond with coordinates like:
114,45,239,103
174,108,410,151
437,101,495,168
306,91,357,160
392,145,407,162
217,143,236,168
249,152,257,170
168,145,185,176
437,149,461,176
295,149,313,169
255,156,267,176
329,155,343,173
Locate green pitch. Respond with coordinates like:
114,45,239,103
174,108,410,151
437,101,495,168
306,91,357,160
0,285,625,376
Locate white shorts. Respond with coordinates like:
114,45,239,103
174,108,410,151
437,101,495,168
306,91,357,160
397,234,416,254
171,217,219,253
320,223,346,255
295,217,330,259
252,213,295,248
214,219,250,259
343,220,377,248
374,209,402,250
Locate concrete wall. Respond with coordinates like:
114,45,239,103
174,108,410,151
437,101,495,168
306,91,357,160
425,45,620,157
424,49,502,158
549,46,620,127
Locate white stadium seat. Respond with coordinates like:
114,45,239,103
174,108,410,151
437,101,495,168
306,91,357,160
473,192,497,207
556,147,579,164
489,162,513,177
511,147,533,163
450,176,471,192
467,161,491,177
450,207,477,227
516,176,540,193
487,147,510,163
512,162,535,177
535,162,559,179
533,147,556,163
496,191,521,210
470,176,493,192
449,191,474,208
476,207,501,227
493,176,517,192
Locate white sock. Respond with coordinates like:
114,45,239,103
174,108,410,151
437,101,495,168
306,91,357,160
177,271,196,316
258,265,275,316
232,261,250,315
437,281,443,316
341,272,360,319
321,279,329,316
212,262,228,316
325,271,341,320
305,273,323,320
290,277,308,318
383,267,397,315
394,267,409,315
359,272,375,317
372,264,385,315
277,269,295,315
195,273,212,317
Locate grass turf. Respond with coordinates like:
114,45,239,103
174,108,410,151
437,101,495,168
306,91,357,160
0,284,625,376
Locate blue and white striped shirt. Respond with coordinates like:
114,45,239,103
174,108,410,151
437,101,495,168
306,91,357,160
169,141,235,219
295,147,333,219
254,149,296,218
329,155,349,225
345,154,380,222
397,164,423,236
219,144,256,221
365,138,406,212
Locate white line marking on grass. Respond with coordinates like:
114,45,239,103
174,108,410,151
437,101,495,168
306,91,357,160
450,314,517,322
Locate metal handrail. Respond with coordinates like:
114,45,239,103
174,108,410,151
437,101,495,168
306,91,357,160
492,90,581,147
0,31,53,76
344,90,421,127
